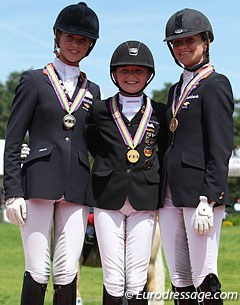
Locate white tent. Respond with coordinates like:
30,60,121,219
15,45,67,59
228,150,240,177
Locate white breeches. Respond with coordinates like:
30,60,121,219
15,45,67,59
158,185,224,288
94,202,156,297
20,198,89,285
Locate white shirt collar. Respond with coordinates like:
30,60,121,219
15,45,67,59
181,64,209,93
119,93,143,107
118,93,143,121
53,58,80,80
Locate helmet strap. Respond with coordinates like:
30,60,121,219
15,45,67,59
167,42,184,69
53,41,60,58
85,40,96,57
53,30,60,58
185,58,209,72
186,32,210,71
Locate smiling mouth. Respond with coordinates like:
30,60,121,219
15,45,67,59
179,51,191,56
126,81,137,84
69,50,79,54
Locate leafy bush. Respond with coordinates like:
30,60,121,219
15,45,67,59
224,212,240,226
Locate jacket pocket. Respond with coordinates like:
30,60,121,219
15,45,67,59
78,151,90,169
182,152,205,170
143,171,160,183
22,145,54,164
93,168,113,177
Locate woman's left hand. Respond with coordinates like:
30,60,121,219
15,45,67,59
194,196,214,235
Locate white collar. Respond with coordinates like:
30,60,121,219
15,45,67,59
182,69,194,84
53,58,80,80
119,93,143,106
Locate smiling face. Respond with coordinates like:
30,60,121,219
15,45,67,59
171,34,208,68
56,32,93,66
113,65,151,95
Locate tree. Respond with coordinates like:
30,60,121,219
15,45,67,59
0,82,9,138
0,71,22,138
233,99,240,147
228,98,240,205
152,82,172,104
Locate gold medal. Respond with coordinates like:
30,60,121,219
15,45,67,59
127,149,140,164
63,114,76,129
169,117,178,133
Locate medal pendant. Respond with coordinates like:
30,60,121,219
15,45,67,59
169,117,178,133
127,149,140,164
63,114,76,129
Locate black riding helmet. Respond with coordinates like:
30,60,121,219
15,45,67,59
164,8,213,71
110,40,155,95
54,2,99,56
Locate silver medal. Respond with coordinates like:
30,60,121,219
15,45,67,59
63,114,76,129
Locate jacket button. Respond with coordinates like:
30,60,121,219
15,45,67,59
144,160,152,170
127,168,132,174
65,137,70,142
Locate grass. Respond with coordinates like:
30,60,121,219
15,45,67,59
0,223,239,305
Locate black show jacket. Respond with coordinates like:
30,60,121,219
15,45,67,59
86,94,167,211
159,71,234,208
4,69,101,203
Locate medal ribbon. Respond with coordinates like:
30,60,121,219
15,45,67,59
110,94,153,149
43,63,88,114
172,64,215,117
